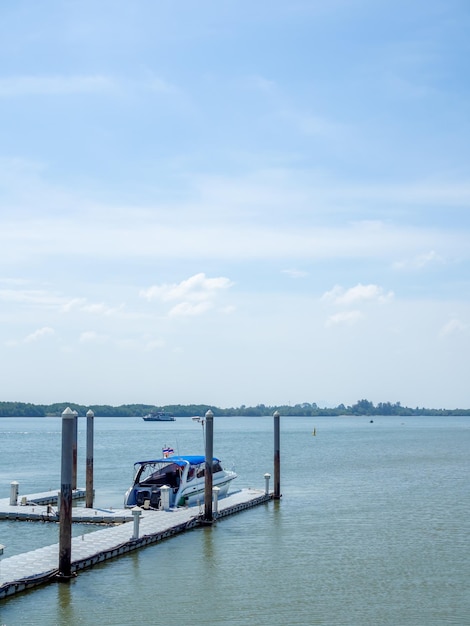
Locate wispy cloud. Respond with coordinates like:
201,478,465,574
140,272,234,312
168,301,214,317
6,326,56,346
439,318,468,338
321,283,394,329
24,327,55,343
325,310,364,327
80,303,125,317
282,269,309,278
2,163,470,267
61,298,88,313
393,250,445,271
140,272,234,317
61,298,132,318
322,283,394,306
0,75,115,97
0,288,64,307
141,273,234,302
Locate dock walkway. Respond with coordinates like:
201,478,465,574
0,488,271,599
0,489,134,524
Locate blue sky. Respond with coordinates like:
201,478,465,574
1,0,469,409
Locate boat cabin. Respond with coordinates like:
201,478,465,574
126,455,226,508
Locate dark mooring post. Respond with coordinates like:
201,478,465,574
204,409,214,522
58,407,74,579
85,409,94,508
273,410,281,499
71,410,78,491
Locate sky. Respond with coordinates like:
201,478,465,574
1,0,469,410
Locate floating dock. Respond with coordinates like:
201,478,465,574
0,488,86,508
0,489,133,524
0,488,271,599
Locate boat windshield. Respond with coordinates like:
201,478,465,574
186,459,224,481
135,461,185,488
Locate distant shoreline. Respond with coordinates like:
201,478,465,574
1,399,469,418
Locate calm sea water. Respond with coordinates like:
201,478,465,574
0,415,469,626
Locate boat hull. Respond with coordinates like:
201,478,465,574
124,456,237,509
177,473,236,507
142,416,175,421
142,411,175,421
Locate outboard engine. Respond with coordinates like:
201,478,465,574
150,489,161,508
135,489,151,506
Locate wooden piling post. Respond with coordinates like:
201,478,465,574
85,409,94,508
273,410,281,499
58,407,75,579
204,409,214,522
72,410,78,491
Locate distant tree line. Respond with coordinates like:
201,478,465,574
0,399,469,418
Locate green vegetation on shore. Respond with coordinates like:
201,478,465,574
0,399,469,418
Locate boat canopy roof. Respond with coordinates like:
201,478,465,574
133,455,220,468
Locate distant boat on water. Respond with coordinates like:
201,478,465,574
142,411,175,422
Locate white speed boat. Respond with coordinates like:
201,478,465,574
124,454,237,509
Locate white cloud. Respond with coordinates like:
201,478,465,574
140,272,234,317
322,283,394,306
1,172,469,265
168,301,213,317
141,273,234,317
6,326,55,347
393,250,445,271
439,318,468,337
141,273,234,303
325,310,364,327
282,269,308,278
61,298,88,313
61,298,132,318
24,327,55,343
